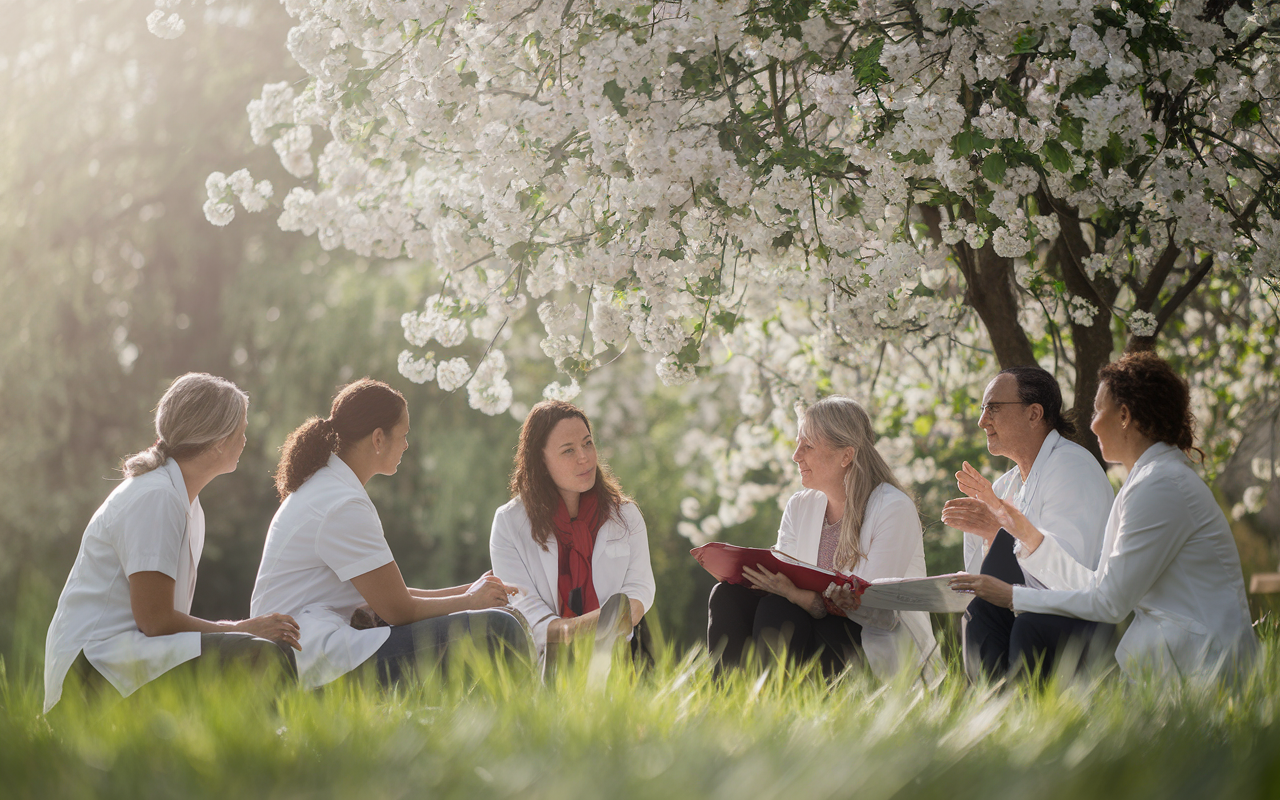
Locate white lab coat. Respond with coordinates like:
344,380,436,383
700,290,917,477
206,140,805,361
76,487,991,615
44,459,204,712
776,485,939,680
489,497,655,659
1013,443,1258,681
963,430,1114,590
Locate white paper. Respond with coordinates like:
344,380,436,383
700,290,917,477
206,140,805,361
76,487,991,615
858,572,975,613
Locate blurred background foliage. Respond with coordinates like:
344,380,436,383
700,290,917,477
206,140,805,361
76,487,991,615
1,0,1276,664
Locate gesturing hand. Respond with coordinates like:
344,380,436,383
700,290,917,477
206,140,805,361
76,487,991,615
238,613,302,651
941,497,1003,543
955,461,1044,553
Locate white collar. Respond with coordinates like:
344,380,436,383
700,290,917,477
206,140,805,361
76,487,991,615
158,458,194,510
325,452,366,492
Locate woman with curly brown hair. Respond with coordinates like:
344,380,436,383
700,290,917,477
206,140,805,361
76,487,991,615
951,352,1258,681
251,378,529,688
488,400,655,667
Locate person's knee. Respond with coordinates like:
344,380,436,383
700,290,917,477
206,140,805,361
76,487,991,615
709,581,749,614
475,609,531,654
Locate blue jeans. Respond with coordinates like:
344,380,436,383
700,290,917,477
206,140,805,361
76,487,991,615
373,609,531,684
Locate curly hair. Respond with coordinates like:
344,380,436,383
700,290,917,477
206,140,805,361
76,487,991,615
1098,352,1204,462
274,378,406,498
509,400,630,550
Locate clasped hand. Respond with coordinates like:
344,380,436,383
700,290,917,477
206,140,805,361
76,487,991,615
465,570,519,610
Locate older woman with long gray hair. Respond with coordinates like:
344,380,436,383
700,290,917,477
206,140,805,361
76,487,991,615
707,396,937,679
44,373,300,713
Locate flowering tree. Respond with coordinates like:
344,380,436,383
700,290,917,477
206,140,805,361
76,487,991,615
184,0,1278,417
157,0,1280,537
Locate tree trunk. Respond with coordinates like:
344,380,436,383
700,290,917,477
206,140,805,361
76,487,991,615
949,204,1036,368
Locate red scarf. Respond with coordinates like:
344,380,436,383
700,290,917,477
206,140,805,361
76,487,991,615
553,490,603,618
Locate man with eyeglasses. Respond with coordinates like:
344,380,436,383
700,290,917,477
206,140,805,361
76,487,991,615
942,366,1114,682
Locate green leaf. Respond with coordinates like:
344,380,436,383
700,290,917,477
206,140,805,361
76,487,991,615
712,311,740,333
954,128,995,156
982,152,1007,185
1042,140,1073,172
603,80,628,117
1011,28,1041,54
1233,100,1262,128
1059,116,1084,149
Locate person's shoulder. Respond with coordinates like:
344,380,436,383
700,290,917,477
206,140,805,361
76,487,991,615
113,468,185,513
872,482,915,509
786,488,826,510
615,499,645,526
493,496,529,524
1048,437,1110,479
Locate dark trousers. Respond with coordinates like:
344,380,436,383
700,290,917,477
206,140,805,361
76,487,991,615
707,581,863,675
374,608,531,684
963,530,1110,682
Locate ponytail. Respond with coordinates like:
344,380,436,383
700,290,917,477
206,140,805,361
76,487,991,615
274,417,339,499
124,374,248,478
274,378,406,499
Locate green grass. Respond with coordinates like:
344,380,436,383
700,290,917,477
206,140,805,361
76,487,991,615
2,625,1279,800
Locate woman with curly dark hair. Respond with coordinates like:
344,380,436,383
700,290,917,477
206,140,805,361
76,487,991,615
951,352,1258,681
489,400,655,667
252,378,529,688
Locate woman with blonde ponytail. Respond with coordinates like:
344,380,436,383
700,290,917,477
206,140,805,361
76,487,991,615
44,374,300,713
252,378,529,688
707,396,938,679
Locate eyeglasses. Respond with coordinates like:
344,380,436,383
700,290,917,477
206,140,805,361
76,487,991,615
977,401,1028,416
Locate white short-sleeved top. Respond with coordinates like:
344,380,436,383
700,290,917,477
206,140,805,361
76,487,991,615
251,454,395,688
44,459,204,712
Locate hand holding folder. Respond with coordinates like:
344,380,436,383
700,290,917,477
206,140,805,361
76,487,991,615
690,542,870,596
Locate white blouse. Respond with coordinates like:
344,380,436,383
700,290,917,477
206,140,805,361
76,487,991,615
776,485,939,680
489,498,655,659
44,459,204,712
963,430,1114,591
251,454,395,688
1013,443,1258,680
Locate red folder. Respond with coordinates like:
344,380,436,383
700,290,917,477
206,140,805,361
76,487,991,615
690,542,870,595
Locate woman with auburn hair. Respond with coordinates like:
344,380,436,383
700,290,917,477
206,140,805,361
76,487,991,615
951,352,1258,681
44,373,300,713
489,400,655,666
707,396,938,680
252,378,529,688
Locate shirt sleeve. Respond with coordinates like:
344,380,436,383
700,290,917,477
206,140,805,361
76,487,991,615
1013,473,1195,623
614,503,656,612
775,494,800,554
315,498,395,582
489,506,559,652
1015,453,1114,590
847,490,920,631
116,487,190,579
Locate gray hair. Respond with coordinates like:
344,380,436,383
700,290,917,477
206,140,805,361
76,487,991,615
123,373,249,477
798,396,911,571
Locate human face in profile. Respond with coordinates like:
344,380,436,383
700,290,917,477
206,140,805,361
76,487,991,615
377,408,411,476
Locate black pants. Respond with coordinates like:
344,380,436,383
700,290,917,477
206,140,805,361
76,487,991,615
374,608,531,684
963,530,1111,682
707,581,863,675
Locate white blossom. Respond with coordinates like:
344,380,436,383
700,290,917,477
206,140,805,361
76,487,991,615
146,10,185,39
435,357,471,392
397,350,436,384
